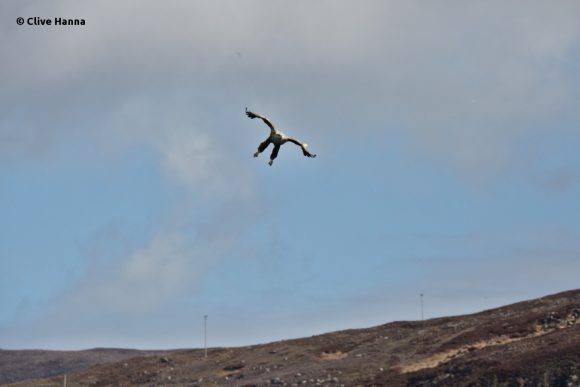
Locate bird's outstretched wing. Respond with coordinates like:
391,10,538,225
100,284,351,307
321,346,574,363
287,138,317,158
301,145,317,158
302,146,316,158
245,108,275,133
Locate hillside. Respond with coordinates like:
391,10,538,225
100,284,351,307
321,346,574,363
0,348,171,385
2,289,579,386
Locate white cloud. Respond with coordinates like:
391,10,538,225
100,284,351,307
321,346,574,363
153,127,255,197
67,233,194,315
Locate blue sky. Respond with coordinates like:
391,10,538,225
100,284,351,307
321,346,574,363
1,1,580,350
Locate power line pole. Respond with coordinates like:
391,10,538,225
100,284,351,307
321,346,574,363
204,315,208,358
420,293,424,321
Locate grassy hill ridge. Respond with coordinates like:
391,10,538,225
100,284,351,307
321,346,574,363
3,289,579,386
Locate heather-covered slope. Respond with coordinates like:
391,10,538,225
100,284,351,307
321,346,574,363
3,289,579,386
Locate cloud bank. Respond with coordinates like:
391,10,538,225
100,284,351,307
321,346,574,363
2,1,579,173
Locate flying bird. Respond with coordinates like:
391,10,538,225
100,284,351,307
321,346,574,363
245,108,317,166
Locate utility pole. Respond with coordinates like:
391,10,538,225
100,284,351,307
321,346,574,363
420,293,424,321
204,315,208,358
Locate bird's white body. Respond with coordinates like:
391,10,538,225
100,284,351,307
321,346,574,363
270,131,287,145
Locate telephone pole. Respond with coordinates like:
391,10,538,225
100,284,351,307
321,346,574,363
420,293,424,321
204,315,208,358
